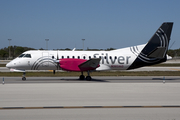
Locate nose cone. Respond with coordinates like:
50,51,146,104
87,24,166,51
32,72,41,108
6,62,12,69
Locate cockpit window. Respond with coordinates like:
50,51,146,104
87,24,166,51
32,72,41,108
18,54,25,58
18,54,31,58
24,54,31,58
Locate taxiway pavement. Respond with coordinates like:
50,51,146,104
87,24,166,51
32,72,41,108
1,76,180,83
0,76,180,120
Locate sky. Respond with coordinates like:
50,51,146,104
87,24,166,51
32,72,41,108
0,0,180,50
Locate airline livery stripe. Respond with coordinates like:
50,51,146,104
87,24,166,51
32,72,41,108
0,105,180,110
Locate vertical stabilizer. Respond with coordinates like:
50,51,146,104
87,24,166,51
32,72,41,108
128,22,173,70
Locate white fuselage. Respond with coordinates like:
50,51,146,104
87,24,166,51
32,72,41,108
6,44,145,71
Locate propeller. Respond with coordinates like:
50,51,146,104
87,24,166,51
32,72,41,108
53,50,60,74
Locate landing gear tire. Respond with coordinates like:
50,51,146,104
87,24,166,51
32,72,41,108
86,76,91,81
22,72,26,81
22,77,26,81
79,75,85,80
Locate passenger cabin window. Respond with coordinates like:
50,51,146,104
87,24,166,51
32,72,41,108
24,54,31,58
83,56,86,59
72,56,75,58
78,56,80,59
62,56,64,59
18,54,25,58
89,56,91,59
67,56,69,58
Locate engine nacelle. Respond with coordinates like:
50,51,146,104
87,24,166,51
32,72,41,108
59,58,87,71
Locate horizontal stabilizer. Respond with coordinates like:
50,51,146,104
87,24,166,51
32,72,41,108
147,47,166,58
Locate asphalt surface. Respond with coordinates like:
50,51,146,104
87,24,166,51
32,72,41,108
0,79,180,120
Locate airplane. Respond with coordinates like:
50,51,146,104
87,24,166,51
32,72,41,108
6,22,173,81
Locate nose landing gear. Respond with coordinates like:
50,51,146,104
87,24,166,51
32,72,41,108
22,72,26,81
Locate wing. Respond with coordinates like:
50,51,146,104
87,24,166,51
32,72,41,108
78,58,101,71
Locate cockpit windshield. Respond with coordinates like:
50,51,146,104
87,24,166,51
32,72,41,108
24,54,31,58
18,54,25,58
18,54,31,58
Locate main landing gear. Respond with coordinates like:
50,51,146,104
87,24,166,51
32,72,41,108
22,72,26,81
79,71,92,81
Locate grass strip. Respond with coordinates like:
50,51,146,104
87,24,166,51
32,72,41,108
152,63,180,67
0,71,180,77
0,64,6,67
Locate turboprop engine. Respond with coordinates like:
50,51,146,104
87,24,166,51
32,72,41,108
59,58,100,72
